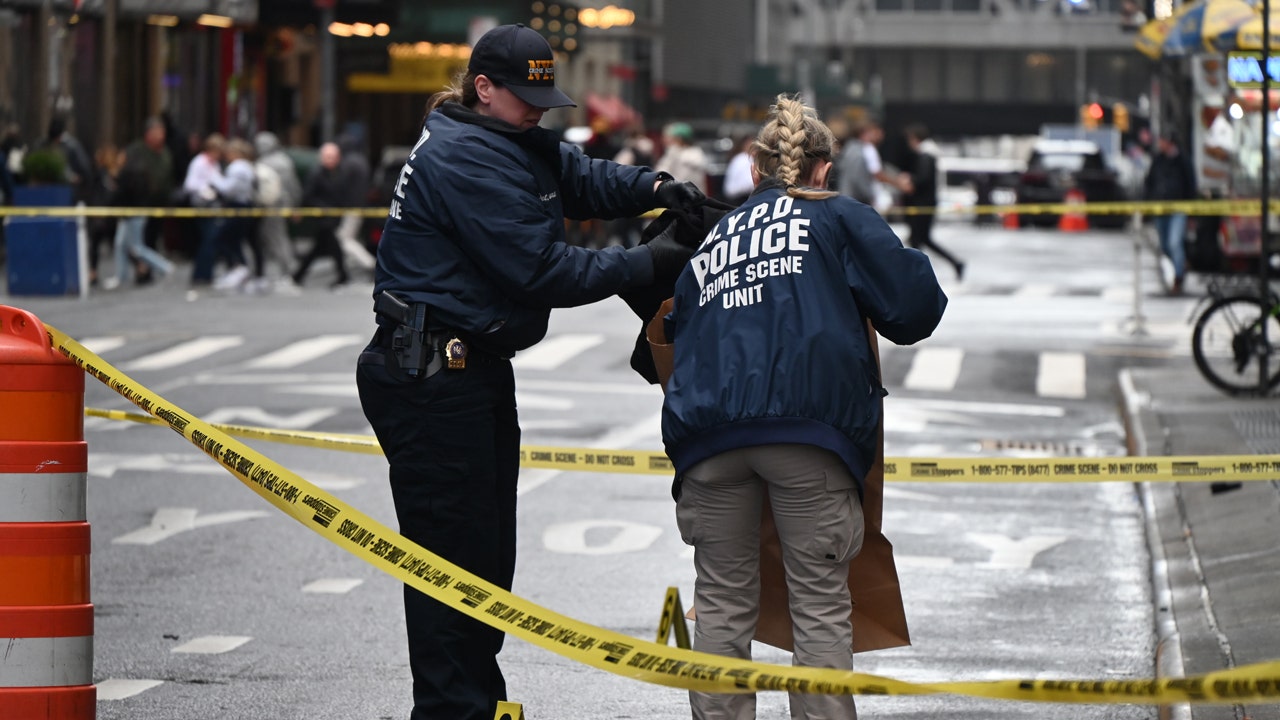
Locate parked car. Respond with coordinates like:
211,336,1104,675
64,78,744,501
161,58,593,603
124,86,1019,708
1014,138,1126,229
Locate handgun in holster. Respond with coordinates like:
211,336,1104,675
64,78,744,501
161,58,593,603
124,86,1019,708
374,292,432,381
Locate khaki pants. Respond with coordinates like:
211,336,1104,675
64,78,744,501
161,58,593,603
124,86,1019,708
677,444,864,720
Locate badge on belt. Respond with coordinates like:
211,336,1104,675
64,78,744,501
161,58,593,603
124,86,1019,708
445,336,467,370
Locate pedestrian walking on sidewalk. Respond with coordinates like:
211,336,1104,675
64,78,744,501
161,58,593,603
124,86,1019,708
184,133,227,286
254,131,302,282
292,142,349,289
1144,130,1196,296
209,138,258,290
109,137,175,287
354,22,704,720
899,123,966,281
660,94,947,720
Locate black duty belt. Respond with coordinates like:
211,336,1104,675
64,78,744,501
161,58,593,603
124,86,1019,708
359,327,507,374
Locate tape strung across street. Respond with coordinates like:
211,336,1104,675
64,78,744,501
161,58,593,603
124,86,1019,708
56,327,1280,705
2,197,1276,219
83,407,1280,484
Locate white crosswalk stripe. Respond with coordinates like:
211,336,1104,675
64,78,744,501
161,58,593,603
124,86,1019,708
245,334,364,369
81,329,1160,411
80,336,126,354
903,346,964,392
511,333,605,370
122,335,244,371
1036,351,1087,399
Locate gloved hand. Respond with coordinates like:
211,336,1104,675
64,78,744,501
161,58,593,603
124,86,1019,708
654,179,706,210
645,223,695,284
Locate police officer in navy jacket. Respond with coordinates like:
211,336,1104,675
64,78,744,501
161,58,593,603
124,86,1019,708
661,95,946,720
355,23,704,720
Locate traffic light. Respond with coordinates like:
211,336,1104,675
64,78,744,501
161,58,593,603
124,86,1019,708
1081,102,1103,130
530,2,582,55
1113,103,1130,132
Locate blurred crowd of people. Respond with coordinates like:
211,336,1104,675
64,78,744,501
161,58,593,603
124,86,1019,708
569,111,969,280
0,105,985,293
1,114,377,294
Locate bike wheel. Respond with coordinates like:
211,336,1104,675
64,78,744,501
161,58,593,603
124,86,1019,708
1191,294,1280,396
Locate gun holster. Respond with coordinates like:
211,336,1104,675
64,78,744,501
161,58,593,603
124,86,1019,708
373,292,440,382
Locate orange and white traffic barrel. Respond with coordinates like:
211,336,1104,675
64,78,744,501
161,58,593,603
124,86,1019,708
0,305,94,719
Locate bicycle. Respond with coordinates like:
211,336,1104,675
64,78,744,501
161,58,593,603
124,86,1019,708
1190,276,1280,396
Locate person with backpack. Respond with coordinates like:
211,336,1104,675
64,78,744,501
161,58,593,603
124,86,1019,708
108,140,175,288
252,132,300,286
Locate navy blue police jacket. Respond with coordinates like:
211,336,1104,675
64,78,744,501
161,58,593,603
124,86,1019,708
660,183,948,493
373,102,664,356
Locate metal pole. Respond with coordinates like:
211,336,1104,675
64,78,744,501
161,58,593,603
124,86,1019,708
755,0,769,65
1129,210,1148,336
34,0,52,141
101,0,117,148
319,4,335,143
1261,0,1272,391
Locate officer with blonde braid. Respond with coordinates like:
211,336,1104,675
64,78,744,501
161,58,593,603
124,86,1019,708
660,94,947,720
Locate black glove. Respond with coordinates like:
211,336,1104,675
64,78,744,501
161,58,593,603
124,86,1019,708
654,179,706,210
645,222,695,284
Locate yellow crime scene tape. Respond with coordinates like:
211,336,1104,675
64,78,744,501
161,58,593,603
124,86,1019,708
57,329,1280,705
80,408,1280,485
0,198,1275,219
0,205,387,218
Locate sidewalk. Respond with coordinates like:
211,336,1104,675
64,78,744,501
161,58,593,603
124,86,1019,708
1120,365,1280,720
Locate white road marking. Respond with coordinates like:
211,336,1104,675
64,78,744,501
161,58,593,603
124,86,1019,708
197,372,353,384
96,678,164,700
1013,283,1057,297
80,336,126,355
883,486,942,502
278,385,358,398
903,347,963,391
171,635,252,654
896,555,955,569
1036,351,1087,399
511,333,605,370
302,578,364,594
202,406,338,429
518,378,660,395
307,474,366,491
123,336,244,371
544,520,664,555
245,334,364,369
893,396,1066,417
88,453,226,478
967,532,1068,569
515,392,574,411
113,508,270,545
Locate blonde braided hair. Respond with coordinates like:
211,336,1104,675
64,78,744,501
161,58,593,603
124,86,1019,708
751,94,838,201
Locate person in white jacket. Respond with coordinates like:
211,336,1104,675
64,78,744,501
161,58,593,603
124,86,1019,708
655,121,708,195
208,138,257,289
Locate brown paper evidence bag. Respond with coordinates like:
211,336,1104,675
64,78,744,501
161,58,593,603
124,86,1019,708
647,300,910,654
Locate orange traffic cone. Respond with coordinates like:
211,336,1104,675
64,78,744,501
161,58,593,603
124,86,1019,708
1002,209,1020,229
1058,189,1088,232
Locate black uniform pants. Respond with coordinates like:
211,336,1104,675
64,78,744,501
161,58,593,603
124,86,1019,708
356,351,520,720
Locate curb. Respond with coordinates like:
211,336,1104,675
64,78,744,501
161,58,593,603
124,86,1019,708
1118,368,1190,720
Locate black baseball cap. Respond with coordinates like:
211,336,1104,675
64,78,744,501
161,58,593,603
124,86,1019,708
468,23,576,109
